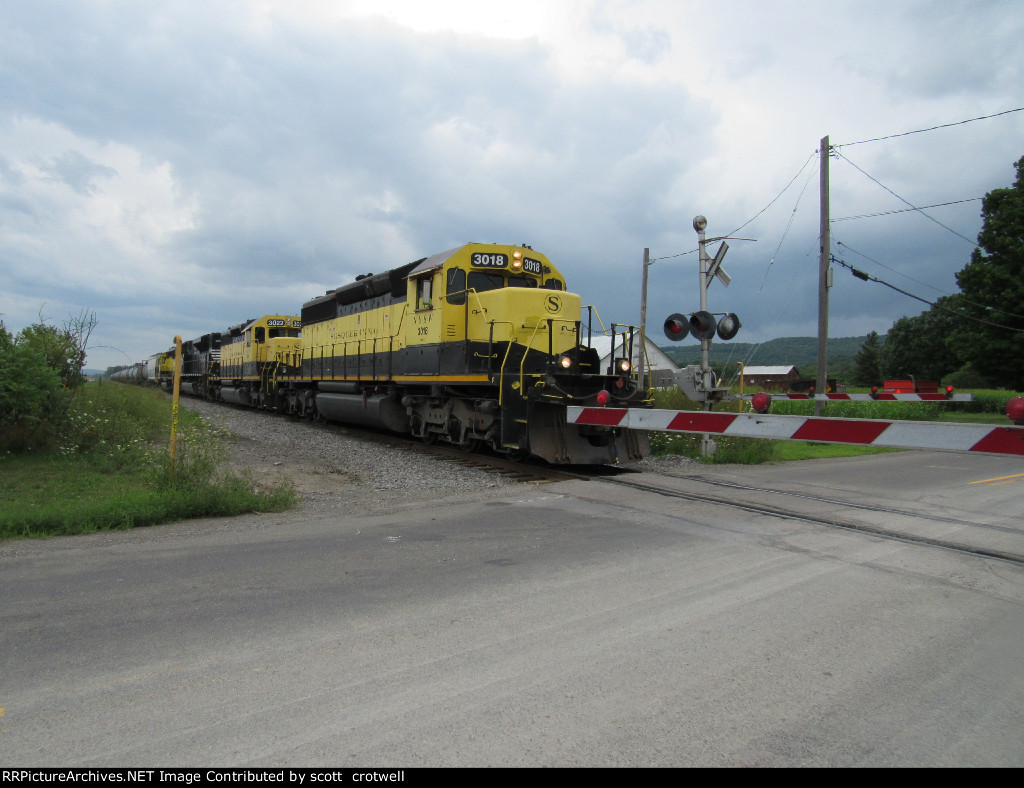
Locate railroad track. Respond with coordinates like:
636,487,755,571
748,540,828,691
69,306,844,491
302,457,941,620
196,399,1024,565
595,472,1024,567
298,413,632,484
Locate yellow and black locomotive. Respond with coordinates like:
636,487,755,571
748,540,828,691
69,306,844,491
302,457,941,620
144,242,651,464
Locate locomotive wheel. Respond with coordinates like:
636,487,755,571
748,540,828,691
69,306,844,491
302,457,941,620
460,438,481,453
422,432,437,445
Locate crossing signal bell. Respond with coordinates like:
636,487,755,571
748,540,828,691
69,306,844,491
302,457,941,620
663,311,742,342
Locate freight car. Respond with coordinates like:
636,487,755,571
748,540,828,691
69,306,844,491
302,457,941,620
110,362,146,384
138,242,652,465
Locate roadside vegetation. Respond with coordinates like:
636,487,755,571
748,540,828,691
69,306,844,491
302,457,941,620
1,316,295,540
649,385,1023,465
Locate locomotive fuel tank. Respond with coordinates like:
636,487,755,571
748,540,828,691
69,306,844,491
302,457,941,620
315,391,411,433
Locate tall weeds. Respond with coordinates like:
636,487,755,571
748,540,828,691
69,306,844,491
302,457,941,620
0,382,295,539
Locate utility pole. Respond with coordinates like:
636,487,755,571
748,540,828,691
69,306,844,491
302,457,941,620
816,135,831,417
639,247,650,389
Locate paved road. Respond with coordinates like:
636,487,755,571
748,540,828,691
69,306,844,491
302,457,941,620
2,452,1023,767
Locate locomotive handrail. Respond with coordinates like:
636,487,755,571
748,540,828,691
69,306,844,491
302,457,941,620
491,320,516,406
582,305,610,339
518,316,582,392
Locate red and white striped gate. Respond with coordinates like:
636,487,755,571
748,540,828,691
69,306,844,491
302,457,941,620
567,406,1024,457
740,392,973,402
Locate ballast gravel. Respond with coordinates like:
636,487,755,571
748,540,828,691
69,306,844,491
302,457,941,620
178,397,699,518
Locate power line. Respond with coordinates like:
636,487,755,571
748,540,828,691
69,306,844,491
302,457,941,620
649,152,817,263
833,255,1024,333
650,107,1020,262
832,197,982,223
757,161,818,293
834,150,978,245
836,239,954,296
835,239,1024,321
727,152,817,238
836,106,1024,147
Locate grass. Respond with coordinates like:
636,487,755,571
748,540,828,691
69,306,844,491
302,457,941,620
772,442,895,462
0,381,296,540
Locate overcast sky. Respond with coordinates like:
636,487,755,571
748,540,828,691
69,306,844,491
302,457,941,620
2,0,1022,371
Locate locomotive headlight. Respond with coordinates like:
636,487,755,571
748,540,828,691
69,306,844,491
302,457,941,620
511,250,523,271
558,354,574,370
615,357,631,375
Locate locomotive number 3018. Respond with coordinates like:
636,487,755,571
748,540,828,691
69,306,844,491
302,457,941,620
471,252,508,268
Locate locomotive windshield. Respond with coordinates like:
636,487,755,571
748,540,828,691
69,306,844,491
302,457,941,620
446,267,561,305
467,271,537,292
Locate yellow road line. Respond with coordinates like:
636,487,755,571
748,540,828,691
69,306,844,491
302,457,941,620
969,472,1024,485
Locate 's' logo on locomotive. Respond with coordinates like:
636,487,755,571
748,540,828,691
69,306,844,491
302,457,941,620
545,295,562,313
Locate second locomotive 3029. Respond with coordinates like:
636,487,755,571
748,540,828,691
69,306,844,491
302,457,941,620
141,242,653,465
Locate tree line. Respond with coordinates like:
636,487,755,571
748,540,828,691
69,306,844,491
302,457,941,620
850,155,1024,390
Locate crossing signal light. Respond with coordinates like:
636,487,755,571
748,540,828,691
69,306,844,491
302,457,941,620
716,313,741,340
664,313,688,342
689,311,717,340
664,311,743,341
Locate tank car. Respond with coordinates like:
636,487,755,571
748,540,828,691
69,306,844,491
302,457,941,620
110,362,146,384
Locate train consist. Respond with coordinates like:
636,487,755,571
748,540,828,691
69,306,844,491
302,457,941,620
113,242,652,464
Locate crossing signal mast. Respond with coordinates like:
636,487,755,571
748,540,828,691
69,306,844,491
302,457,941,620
662,216,742,401
661,216,743,455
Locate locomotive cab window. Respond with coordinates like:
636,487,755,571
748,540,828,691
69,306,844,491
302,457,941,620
254,327,266,343
446,269,467,305
416,277,433,310
468,271,504,293
543,278,563,291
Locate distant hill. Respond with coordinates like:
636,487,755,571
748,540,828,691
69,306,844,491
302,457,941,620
660,335,868,375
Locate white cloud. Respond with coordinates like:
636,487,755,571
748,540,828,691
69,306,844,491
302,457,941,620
0,117,197,301
0,0,1022,370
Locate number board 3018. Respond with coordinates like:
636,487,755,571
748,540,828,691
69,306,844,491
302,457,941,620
471,252,508,268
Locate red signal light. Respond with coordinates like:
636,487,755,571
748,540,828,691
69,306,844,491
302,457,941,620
663,314,688,342
688,311,717,341
751,392,771,413
945,385,955,397
596,389,610,406
1007,396,1024,424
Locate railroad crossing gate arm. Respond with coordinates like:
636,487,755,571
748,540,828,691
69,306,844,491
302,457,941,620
566,407,1024,457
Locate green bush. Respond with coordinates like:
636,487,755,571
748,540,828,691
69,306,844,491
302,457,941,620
0,322,69,451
